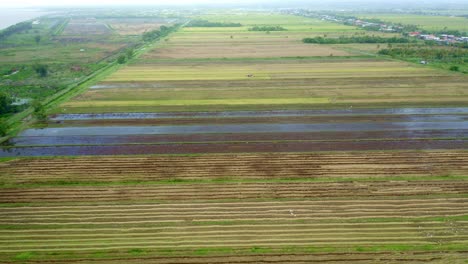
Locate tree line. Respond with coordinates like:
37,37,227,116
303,36,411,44
378,46,468,72
187,19,242,27
142,24,178,42
248,26,287,32
0,21,33,41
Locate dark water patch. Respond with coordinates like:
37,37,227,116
7,130,468,147
19,122,468,137
50,108,468,121
49,115,468,127
0,140,466,157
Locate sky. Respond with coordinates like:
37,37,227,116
4,0,250,7
3,0,468,8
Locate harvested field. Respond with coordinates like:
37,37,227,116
146,43,353,59
2,181,468,203
62,19,112,36
0,151,467,262
0,198,467,260
1,151,467,184
106,18,175,35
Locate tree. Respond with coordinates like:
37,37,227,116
0,93,14,115
117,55,127,64
126,48,134,59
34,35,41,44
34,64,48,77
32,100,47,121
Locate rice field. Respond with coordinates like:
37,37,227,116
55,59,467,113
0,151,467,262
1,9,468,264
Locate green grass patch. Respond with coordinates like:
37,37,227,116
1,174,466,189
13,252,35,261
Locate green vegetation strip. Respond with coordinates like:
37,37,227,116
1,175,467,189
5,242,468,262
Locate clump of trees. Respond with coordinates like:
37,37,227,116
0,21,32,41
32,100,47,122
34,35,41,44
142,25,178,42
0,93,16,116
117,55,127,64
34,64,48,77
248,26,286,31
378,46,467,72
187,19,242,27
378,46,468,61
303,36,411,44
116,48,135,64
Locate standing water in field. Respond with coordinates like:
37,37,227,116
50,107,468,121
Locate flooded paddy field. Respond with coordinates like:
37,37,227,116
3,107,467,156
48,114,468,127
17,121,468,137
50,107,468,120
1,139,467,157
6,129,468,146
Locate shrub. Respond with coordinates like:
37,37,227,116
117,55,127,64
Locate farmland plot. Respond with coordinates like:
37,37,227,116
62,19,112,36
0,151,467,262
1,9,467,264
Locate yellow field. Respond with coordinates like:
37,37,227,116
106,60,443,82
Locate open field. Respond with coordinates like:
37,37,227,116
0,151,467,262
62,19,112,36
147,13,399,60
146,43,353,59
106,59,443,81
1,151,467,184
1,9,468,264
106,18,176,35
54,60,467,113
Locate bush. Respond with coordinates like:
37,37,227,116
117,55,127,64
34,64,48,77
126,48,135,59
449,65,460,71
32,100,47,121
0,93,15,115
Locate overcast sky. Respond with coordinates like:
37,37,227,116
3,0,468,8
4,0,248,7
